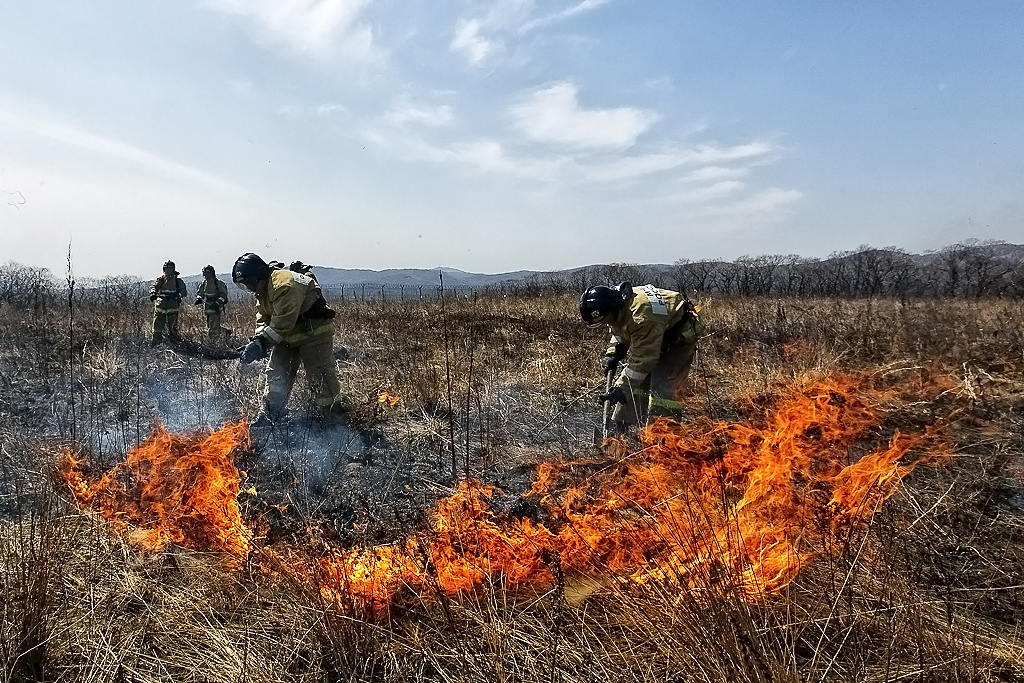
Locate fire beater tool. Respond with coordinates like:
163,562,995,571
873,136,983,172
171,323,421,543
593,365,616,448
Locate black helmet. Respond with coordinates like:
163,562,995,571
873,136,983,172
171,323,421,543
202,264,215,276
163,260,178,274
580,285,626,326
232,253,271,283
289,260,312,274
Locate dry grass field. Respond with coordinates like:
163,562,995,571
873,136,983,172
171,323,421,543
1,274,1023,682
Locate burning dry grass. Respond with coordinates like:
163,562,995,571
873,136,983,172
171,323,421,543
60,421,253,556
1,290,1023,681
58,372,956,620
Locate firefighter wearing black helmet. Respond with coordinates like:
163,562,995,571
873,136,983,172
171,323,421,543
232,252,344,422
580,282,705,430
194,265,230,340
149,260,188,346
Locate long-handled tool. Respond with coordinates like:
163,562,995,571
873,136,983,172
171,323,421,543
593,366,616,448
601,369,613,441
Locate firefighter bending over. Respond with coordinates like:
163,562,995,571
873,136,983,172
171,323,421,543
232,253,344,422
194,265,230,340
149,260,188,346
580,282,705,431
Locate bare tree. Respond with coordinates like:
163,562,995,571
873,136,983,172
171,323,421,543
962,239,1012,297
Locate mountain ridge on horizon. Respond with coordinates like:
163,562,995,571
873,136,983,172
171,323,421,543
51,240,1024,287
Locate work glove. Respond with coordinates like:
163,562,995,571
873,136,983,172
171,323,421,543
598,387,628,406
239,338,267,365
600,342,629,376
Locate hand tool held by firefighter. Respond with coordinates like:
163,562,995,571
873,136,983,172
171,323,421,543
601,341,628,376
598,369,614,444
598,387,627,406
239,338,267,365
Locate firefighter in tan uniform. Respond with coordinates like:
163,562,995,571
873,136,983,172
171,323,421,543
149,260,188,346
194,265,230,340
580,282,705,430
232,253,343,422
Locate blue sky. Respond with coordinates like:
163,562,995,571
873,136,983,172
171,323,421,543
1,0,1021,277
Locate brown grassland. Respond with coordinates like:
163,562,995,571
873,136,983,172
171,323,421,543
0,278,1023,682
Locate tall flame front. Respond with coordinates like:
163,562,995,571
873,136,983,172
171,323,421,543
61,421,253,556
60,373,948,609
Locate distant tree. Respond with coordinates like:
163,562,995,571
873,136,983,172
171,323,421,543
673,258,721,296
961,239,1012,297
932,242,972,297
754,254,785,296
0,261,55,310
714,261,740,295
821,251,854,297
597,263,655,288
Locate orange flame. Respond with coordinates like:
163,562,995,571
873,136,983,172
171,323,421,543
59,373,949,611
377,391,400,406
60,421,254,555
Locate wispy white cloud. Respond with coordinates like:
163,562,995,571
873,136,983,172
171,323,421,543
510,82,659,150
362,78,795,221
0,105,242,194
203,0,377,61
449,0,532,66
664,180,746,205
363,128,567,180
317,103,348,116
364,121,788,206
450,18,495,66
385,103,454,127
450,0,610,66
519,0,613,32
682,165,750,183
582,141,777,182
692,187,803,220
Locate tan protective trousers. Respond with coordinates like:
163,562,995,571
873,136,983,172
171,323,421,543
264,328,343,418
152,311,180,343
612,339,697,427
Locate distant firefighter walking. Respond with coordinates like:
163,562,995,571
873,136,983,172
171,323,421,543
580,282,705,431
149,260,188,346
195,265,230,340
232,253,344,422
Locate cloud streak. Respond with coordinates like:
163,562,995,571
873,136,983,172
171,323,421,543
510,82,659,150
0,105,242,194
519,0,614,32
204,0,377,61
385,104,455,128
450,0,612,66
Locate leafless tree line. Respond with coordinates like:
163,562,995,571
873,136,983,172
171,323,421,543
501,239,1024,299
2,239,1022,311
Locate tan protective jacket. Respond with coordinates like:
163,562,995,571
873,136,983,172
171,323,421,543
253,269,329,347
608,285,692,388
196,277,229,312
150,275,188,314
